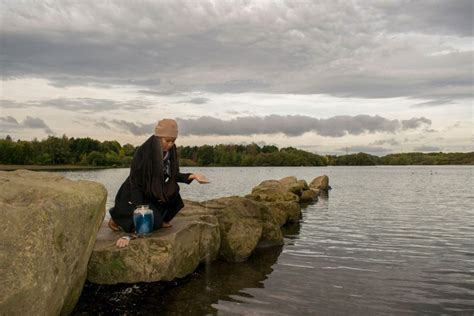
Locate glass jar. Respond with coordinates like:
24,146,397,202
133,205,154,236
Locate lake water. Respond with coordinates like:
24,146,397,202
66,166,474,315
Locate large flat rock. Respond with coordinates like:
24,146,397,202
0,170,107,315
87,215,220,284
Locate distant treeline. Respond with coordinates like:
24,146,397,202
326,152,473,166
1,135,472,167
0,135,135,167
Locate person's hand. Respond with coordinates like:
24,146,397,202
191,173,210,184
116,236,131,248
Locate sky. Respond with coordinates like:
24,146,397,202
0,0,472,155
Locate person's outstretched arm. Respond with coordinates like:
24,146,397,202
176,171,210,184
187,173,210,184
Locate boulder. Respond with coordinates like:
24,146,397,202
0,170,107,315
310,175,330,191
258,204,284,247
279,176,298,185
279,177,307,196
249,180,300,203
300,189,319,203
87,215,220,284
180,196,282,261
247,179,303,226
262,201,301,227
297,179,309,190
202,197,264,262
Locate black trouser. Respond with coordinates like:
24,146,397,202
148,201,176,230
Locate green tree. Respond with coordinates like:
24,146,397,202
83,151,107,166
196,145,214,165
101,140,121,154
122,143,136,156
261,145,278,153
42,135,72,164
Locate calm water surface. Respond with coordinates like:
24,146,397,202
67,166,474,315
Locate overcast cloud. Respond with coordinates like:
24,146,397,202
1,1,472,101
0,1,472,153
0,98,152,113
413,145,442,152
112,114,431,137
0,116,53,134
370,138,401,146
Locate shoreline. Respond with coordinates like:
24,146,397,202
1,164,472,172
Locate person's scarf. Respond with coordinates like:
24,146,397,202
130,135,179,202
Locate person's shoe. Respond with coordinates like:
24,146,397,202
162,222,172,228
108,218,122,231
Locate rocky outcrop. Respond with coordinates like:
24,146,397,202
87,215,220,284
87,174,327,285
245,176,319,228
249,179,300,203
300,188,319,203
310,175,330,191
0,170,107,316
179,196,283,261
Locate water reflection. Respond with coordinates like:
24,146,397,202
73,246,283,315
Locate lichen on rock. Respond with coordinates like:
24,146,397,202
0,170,107,315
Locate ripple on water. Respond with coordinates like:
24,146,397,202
68,166,474,315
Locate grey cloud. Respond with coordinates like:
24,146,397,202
1,98,151,113
401,117,431,130
1,99,25,108
412,99,454,107
379,0,473,37
444,122,464,131
2,1,471,101
226,110,253,116
0,116,53,134
42,98,120,113
413,146,442,152
0,100,21,108
188,98,209,104
111,120,154,136
47,76,162,89
176,114,429,137
23,116,49,129
178,97,210,105
94,122,112,130
0,117,20,132
370,138,401,146
198,80,270,94
138,90,181,96
0,116,19,124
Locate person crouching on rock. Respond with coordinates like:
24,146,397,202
108,118,209,248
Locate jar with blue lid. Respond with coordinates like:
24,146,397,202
133,205,154,236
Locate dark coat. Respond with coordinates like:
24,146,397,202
109,136,192,232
